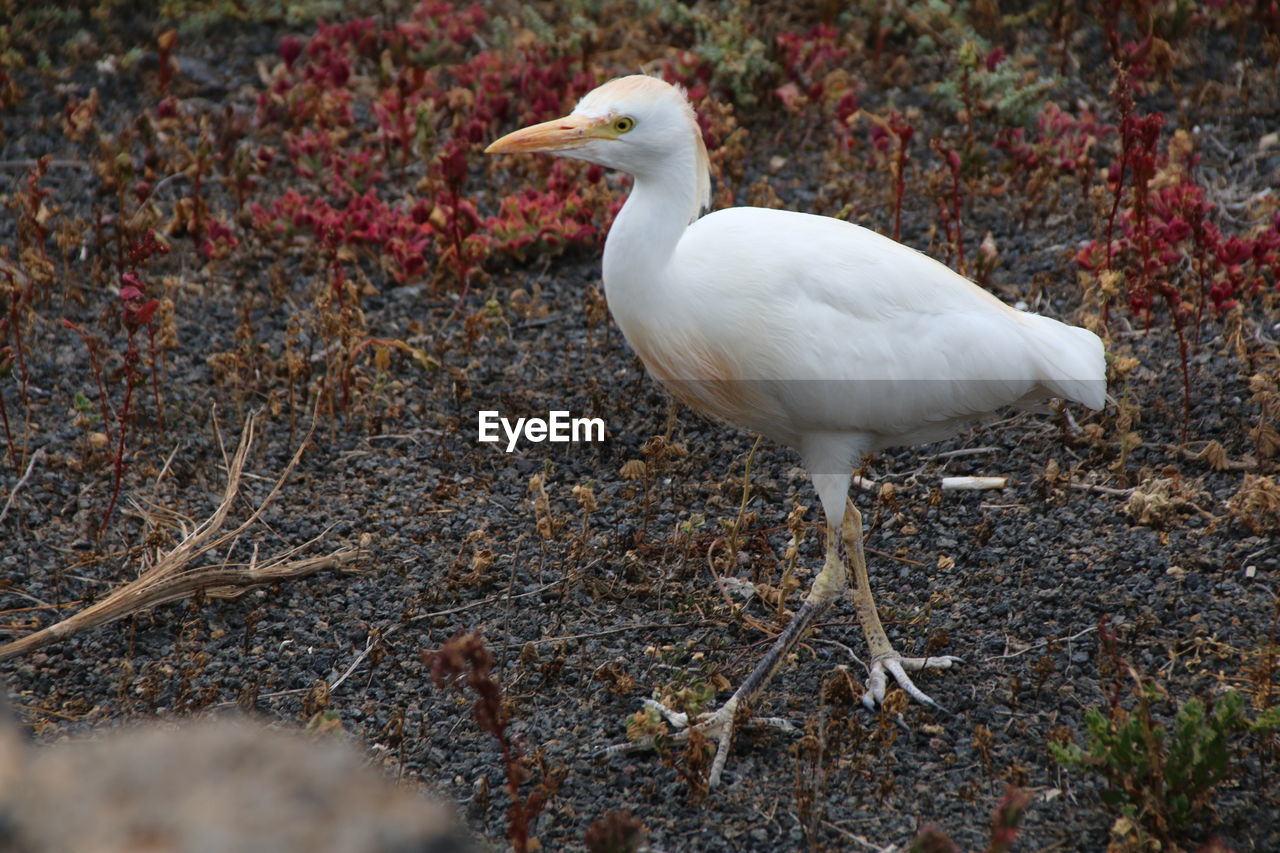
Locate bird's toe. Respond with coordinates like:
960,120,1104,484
861,665,889,711
598,699,798,789
861,651,961,712
640,697,691,729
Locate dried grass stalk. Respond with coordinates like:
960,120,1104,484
0,412,358,662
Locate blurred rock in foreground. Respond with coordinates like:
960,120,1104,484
0,703,471,853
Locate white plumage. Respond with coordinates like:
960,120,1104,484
487,74,1105,788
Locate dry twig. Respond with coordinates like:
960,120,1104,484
0,448,46,527
0,411,358,662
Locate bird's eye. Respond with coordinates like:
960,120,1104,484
613,116,636,133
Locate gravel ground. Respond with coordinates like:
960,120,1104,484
2,6,1278,852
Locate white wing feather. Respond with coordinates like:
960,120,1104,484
641,207,1104,448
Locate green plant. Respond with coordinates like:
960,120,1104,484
638,0,777,106
157,0,345,35
933,37,1058,129
1052,624,1278,847
1053,691,1238,836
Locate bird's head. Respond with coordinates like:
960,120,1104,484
485,75,710,222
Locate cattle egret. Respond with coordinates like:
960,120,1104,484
486,75,1105,787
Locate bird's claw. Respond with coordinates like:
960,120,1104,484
860,653,964,712
638,697,691,729
598,698,798,789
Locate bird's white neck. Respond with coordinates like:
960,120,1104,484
602,156,702,316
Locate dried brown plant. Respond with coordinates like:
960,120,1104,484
0,410,359,662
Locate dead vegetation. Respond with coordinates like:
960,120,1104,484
0,410,359,662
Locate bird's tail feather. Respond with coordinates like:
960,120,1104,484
1028,317,1107,410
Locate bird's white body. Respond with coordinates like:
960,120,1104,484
583,79,1104,520
608,205,1103,450
486,74,1106,783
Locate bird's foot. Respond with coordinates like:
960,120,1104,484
598,698,797,789
861,652,964,712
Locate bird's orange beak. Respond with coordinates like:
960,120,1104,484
485,114,612,155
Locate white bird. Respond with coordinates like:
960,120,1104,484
486,75,1105,788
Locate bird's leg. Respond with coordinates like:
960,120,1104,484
601,522,850,788
842,499,963,711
